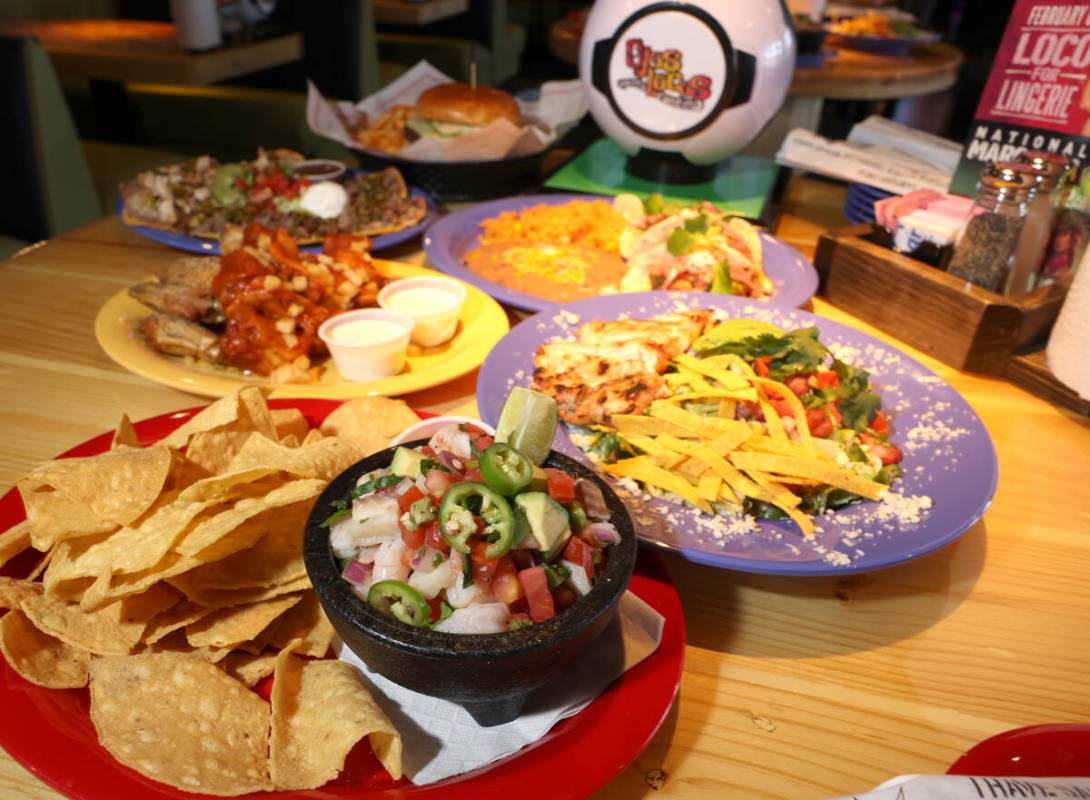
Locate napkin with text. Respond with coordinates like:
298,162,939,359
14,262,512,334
335,590,665,785
827,775,1090,799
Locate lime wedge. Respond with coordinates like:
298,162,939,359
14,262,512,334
495,387,558,466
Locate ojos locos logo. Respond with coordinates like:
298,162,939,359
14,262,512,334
591,4,755,141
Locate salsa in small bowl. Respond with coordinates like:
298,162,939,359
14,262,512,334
303,421,637,726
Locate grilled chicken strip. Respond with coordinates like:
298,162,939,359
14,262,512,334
129,281,225,324
161,256,220,294
139,313,221,361
532,310,712,426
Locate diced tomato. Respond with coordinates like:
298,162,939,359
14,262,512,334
422,520,449,554
786,376,810,397
420,445,436,458
400,519,425,550
753,356,771,378
463,467,484,483
814,370,839,389
563,537,595,574
553,586,577,611
470,542,499,590
544,468,577,504
861,433,902,465
424,469,455,500
397,485,426,513
869,411,890,436
518,566,555,623
765,390,794,419
491,555,522,604
427,596,444,623
806,406,835,438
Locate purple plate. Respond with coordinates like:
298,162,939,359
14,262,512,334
423,193,818,312
476,292,997,576
118,181,438,255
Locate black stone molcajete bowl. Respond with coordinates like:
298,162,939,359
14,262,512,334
303,440,637,727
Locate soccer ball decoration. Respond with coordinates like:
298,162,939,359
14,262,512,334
579,0,796,166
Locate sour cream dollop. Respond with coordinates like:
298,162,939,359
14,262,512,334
299,181,349,219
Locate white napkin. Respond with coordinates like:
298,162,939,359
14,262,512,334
1047,246,1090,400
335,591,665,785
827,775,1090,799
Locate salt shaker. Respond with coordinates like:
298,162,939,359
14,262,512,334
948,166,1034,293
1007,151,1070,294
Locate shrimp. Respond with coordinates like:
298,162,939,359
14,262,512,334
433,603,510,634
371,538,411,583
408,553,455,599
429,424,472,460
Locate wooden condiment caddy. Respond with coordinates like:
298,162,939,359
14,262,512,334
813,224,1067,374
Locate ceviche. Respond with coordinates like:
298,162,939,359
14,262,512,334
322,421,619,633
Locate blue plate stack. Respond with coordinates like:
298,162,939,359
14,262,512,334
843,182,894,225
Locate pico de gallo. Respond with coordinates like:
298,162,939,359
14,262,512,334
323,423,619,634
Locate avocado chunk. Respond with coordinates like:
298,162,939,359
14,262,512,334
528,465,548,492
390,446,424,479
514,492,570,552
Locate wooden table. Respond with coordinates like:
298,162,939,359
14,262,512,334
0,19,303,85
2,177,1089,798
373,0,469,26
791,42,963,101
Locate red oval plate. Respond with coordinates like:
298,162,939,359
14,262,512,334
0,399,685,800
947,724,1090,777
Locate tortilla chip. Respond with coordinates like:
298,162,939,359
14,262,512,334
185,575,312,609
160,394,245,450
0,576,43,609
168,501,310,597
270,650,403,788
146,629,232,663
174,479,324,557
269,593,334,658
219,650,278,687
111,414,140,449
142,600,216,645
186,430,257,475
301,430,325,446
90,654,271,795
20,582,178,656
278,435,300,448
185,594,302,650
0,522,33,569
226,435,365,481
271,408,310,444
0,609,90,688
319,397,419,455
18,445,173,550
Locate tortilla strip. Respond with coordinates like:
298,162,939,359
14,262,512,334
599,457,712,513
729,452,886,501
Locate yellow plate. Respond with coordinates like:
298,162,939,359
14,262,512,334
94,260,509,398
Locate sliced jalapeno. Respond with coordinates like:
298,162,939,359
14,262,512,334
367,580,430,627
478,443,533,496
437,481,516,558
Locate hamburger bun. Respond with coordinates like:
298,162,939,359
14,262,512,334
416,83,522,128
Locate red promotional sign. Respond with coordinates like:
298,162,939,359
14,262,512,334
951,0,1090,194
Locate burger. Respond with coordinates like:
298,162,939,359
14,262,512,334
407,83,523,140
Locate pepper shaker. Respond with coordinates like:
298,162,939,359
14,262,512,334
948,166,1034,293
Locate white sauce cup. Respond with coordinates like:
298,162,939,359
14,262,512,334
377,276,467,347
318,309,413,381
390,415,496,446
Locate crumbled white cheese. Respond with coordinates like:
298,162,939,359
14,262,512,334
874,491,933,525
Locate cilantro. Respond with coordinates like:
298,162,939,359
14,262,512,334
509,618,534,631
432,552,444,568
684,213,709,234
667,227,695,256
319,508,351,528
831,359,871,395
350,473,402,498
543,563,570,591
420,458,449,474
838,392,881,432
696,327,828,379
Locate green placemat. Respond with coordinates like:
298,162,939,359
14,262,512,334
545,138,780,221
